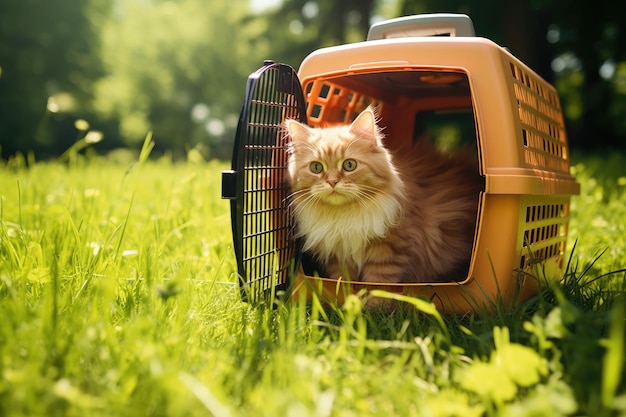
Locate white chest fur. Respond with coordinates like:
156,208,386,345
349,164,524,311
294,193,402,269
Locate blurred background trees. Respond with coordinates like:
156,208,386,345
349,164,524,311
0,0,625,160
0,0,109,158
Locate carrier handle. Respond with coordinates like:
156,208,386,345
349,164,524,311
367,13,475,40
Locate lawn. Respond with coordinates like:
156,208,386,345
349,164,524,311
0,149,624,417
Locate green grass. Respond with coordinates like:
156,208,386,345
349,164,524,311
0,150,624,416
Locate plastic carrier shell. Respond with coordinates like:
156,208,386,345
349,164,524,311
222,14,580,314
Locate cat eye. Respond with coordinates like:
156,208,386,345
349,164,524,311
342,159,357,172
309,161,324,174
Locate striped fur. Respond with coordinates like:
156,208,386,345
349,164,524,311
285,108,482,283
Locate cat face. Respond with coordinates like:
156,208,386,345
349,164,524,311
285,108,397,206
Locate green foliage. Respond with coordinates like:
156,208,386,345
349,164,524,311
0,0,109,158
400,0,626,150
602,295,625,410
93,0,263,156
253,0,382,67
458,327,550,405
569,152,626,276
0,149,624,416
4,0,626,158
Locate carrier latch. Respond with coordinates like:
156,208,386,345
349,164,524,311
221,169,237,200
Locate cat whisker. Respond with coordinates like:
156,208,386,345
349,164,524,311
343,185,391,206
287,190,315,204
286,191,320,212
360,183,404,199
283,188,308,204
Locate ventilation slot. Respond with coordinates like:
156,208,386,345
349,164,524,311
509,62,569,175
303,80,382,126
519,199,569,270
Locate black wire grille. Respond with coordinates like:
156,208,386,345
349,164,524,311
225,62,307,303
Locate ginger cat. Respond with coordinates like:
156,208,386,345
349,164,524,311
284,107,483,284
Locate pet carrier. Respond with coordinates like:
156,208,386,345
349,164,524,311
222,13,580,314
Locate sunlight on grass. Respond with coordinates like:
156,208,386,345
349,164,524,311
569,152,626,276
0,151,624,416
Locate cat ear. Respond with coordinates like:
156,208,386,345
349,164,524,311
349,107,380,144
284,119,311,142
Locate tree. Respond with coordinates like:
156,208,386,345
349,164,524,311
248,0,379,68
547,1,626,149
0,0,109,159
399,0,626,150
92,0,266,158
0,0,397,159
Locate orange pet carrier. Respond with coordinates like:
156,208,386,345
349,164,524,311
221,14,580,314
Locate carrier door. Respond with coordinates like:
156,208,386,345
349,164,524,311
221,61,307,303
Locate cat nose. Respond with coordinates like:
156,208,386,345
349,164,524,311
327,179,338,187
